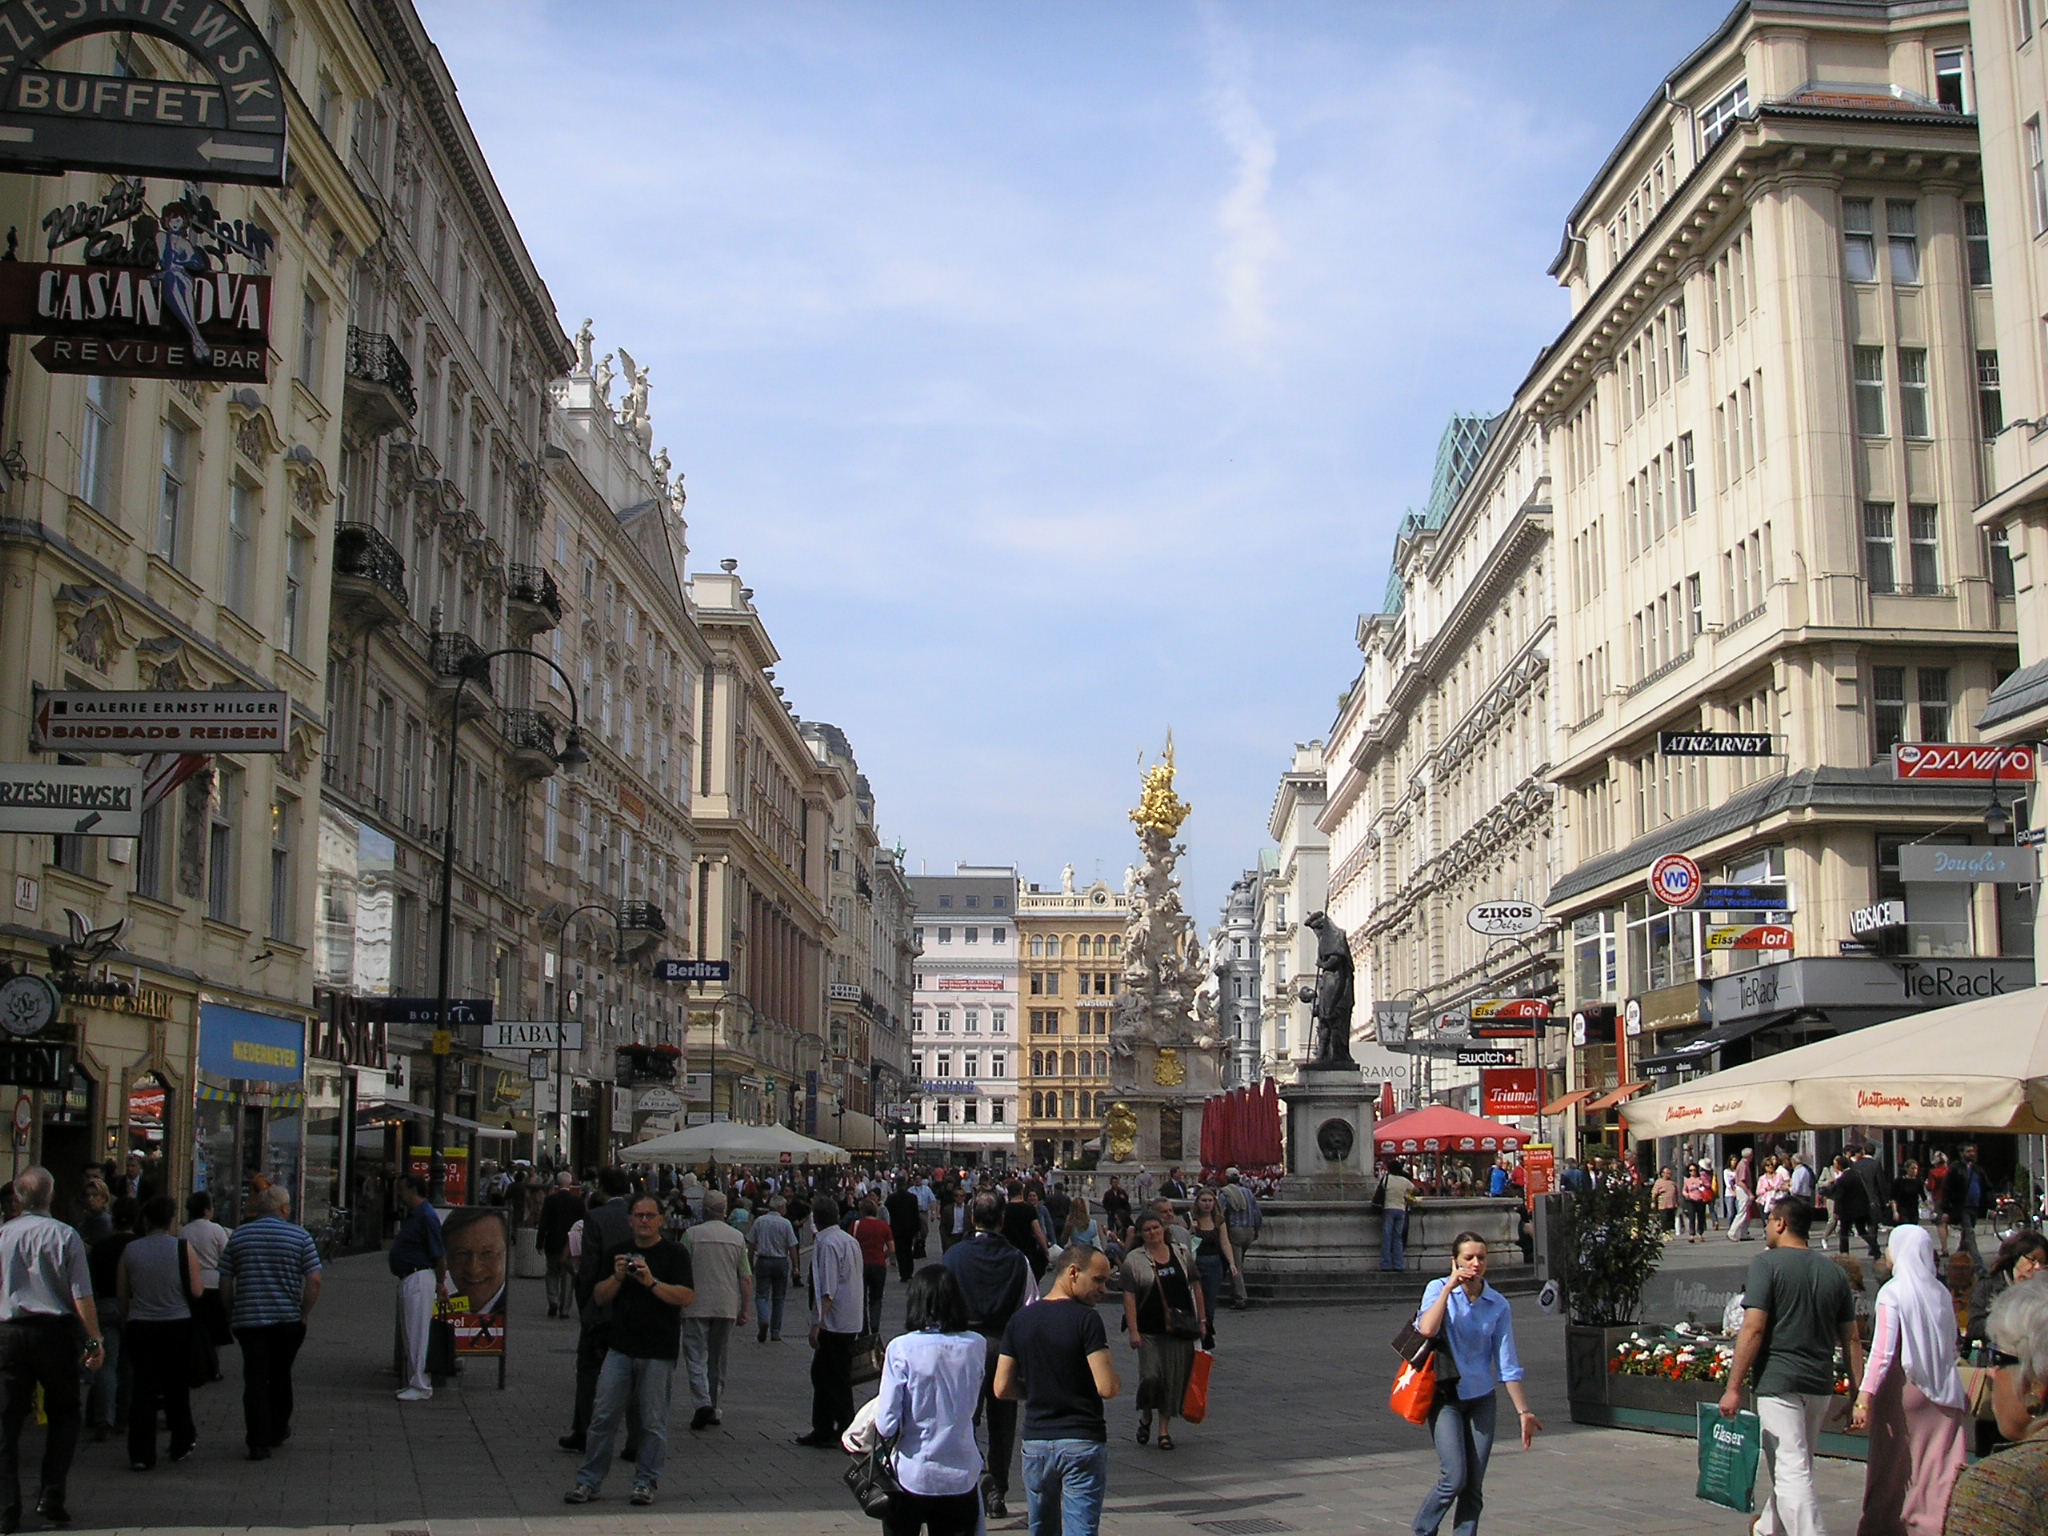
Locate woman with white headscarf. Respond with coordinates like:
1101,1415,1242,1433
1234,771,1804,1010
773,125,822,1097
1851,1221,1966,1535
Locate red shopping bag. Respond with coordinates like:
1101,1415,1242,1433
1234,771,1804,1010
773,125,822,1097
1181,1348,1213,1423
1390,1353,1438,1425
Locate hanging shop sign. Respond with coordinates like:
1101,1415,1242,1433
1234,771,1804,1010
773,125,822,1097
1897,845,2037,885
1480,1068,1542,1118
197,1003,302,1084
1465,900,1543,937
828,983,863,1003
1468,999,1554,1022
0,2,287,185
1648,853,1703,907
1704,923,1796,952
0,1038,68,1088
482,1020,581,1051
1456,1048,1522,1068
370,997,494,1027
635,1087,683,1115
1658,731,1777,757
654,959,729,983
31,688,288,752
1891,743,2037,783
1848,900,1906,936
0,763,143,837
1693,884,1796,913
0,973,60,1039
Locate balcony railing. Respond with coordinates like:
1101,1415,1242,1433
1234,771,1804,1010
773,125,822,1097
345,327,418,417
500,707,558,757
333,521,409,606
619,901,667,935
429,631,493,695
507,563,564,622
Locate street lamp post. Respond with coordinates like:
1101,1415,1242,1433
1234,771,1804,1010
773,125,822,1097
431,647,586,1205
554,902,621,1175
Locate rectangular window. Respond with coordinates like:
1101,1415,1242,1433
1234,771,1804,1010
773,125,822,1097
1843,198,1877,282
1908,504,1941,592
297,292,326,389
1864,502,1898,594
1979,350,2004,439
1887,201,1921,284
1990,525,2018,599
156,418,191,560
1679,433,1697,515
2028,118,2048,234
78,375,117,508
936,927,951,944
1673,298,1689,377
1687,573,1704,638
1853,347,1887,436
226,480,257,616
269,795,293,938
1919,668,1952,742
964,926,979,944
207,767,238,923
1700,79,1749,150
1899,348,1931,438
1966,203,1993,286
134,800,166,900
2022,0,2037,47
1934,48,1968,112
1873,666,1907,756
283,529,309,656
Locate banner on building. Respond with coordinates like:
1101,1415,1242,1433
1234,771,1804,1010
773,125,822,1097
1480,1068,1541,1119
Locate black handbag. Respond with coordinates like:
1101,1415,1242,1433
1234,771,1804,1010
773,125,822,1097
426,1316,458,1379
843,1442,899,1519
1166,1307,1203,1340
849,1332,885,1386
1391,1319,1459,1385
1369,1175,1388,1214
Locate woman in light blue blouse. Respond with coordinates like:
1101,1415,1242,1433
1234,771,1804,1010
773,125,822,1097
1411,1232,1543,1536
873,1265,986,1536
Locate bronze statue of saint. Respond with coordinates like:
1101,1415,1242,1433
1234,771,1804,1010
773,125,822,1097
1296,911,1356,1066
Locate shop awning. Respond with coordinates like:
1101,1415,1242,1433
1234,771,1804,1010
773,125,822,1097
1585,1081,1651,1112
357,1099,516,1141
1539,1088,1594,1116
1632,1010,1807,1072
831,1109,887,1153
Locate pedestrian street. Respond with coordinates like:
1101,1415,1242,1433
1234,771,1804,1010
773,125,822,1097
48,1254,1860,1536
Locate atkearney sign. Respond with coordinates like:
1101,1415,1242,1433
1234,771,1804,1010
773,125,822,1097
0,763,142,836
1659,731,1777,757
1897,845,2036,884
32,688,288,752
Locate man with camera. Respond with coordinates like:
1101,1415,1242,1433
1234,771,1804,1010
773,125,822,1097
564,1195,694,1508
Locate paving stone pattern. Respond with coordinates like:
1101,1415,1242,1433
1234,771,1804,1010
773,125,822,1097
43,1251,1860,1535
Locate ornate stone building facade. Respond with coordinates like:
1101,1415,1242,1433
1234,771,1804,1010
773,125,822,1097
907,866,1019,1165
1250,742,1333,1087
1014,870,1126,1167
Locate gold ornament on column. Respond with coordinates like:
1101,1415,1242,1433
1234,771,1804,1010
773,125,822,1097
1106,1101,1138,1162
1152,1047,1185,1087
1129,737,1191,839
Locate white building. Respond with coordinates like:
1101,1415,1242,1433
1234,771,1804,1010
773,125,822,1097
908,865,1020,1165
1210,873,1260,1087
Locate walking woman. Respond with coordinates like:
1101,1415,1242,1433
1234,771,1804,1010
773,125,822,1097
1681,1164,1712,1242
871,1265,986,1536
853,1197,896,1337
1850,1223,1965,1535
1187,1188,1239,1332
116,1196,202,1470
1411,1232,1540,1536
1119,1214,1205,1450
1727,1150,1758,1240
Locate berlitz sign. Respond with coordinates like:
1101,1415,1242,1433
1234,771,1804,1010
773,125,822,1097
1466,900,1542,937
0,1,288,185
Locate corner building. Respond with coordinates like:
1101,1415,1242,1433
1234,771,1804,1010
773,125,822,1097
1014,871,1125,1167
908,865,1020,1167
1535,0,2025,1166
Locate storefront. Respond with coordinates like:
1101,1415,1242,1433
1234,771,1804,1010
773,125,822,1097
194,1003,309,1222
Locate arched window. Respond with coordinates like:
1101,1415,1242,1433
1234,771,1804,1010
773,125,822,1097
1093,935,1106,957
1109,936,1122,956
1048,935,1063,959
1029,935,1042,958
1062,1049,1077,1076
1094,1092,1109,1117
1031,1091,1044,1117
1030,1050,1042,1075
1094,1050,1108,1076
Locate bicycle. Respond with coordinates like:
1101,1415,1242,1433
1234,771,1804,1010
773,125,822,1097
315,1205,351,1262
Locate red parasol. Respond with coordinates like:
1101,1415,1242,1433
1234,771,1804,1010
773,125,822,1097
1261,1077,1282,1165
1371,1105,1530,1151
1377,1081,1396,1120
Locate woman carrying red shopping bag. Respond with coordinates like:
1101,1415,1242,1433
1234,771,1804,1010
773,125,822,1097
1409,1232,1542,1536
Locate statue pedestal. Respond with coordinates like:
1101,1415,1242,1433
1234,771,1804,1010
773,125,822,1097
1279,1064,1376,1197
1101,1041,1225,1172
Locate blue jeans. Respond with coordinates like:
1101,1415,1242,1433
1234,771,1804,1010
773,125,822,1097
755,1256,790,1338
1414,1390,1496,1536
1022,1437,1108,1536
1381,1209,1409,1270
576,1350,674,1492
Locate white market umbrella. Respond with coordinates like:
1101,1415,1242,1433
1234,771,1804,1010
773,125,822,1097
1620,985,2048,1138
621,1121,848,1166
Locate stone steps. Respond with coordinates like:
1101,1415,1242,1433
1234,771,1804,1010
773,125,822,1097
1242,1264,1542,1306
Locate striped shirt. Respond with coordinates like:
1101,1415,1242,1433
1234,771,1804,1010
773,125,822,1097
219,1216,321,1328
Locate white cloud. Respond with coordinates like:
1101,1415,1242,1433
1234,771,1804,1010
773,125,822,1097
1199,2,1282,362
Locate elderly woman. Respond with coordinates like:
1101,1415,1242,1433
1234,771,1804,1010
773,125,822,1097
1969,1232,2048,1345
1942,1276,2048,1535
1852,1224,1965,1535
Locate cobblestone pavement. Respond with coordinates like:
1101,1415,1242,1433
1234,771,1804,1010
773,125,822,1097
33,1251,1861,1535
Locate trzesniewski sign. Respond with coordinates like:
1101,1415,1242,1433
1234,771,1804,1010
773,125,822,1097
32,688,287,751
1659,731,1777,757
0,1,288,185
0,763,142,836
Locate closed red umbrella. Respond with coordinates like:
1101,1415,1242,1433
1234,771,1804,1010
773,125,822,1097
1262,1078,1281,1165
1199,1093,1219,1170
1378,1080,1396,1120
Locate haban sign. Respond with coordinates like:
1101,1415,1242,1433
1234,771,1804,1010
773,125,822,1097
0,0,287,186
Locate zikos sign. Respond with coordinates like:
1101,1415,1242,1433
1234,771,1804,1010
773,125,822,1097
1892,744,2035,783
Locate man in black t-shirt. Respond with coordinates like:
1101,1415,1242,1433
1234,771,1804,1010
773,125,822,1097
995,1245,1119,1536
565,1196,694,1509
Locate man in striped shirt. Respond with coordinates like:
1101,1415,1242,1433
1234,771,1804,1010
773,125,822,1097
218,1185,322,1461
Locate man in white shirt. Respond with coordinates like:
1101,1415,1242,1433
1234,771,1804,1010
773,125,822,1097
680,1192,751,1429
747,1197,797,1343
794,1197,864,1448
0,1167,102,1529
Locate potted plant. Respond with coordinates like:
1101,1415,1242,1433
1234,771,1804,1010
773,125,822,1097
1553,1180,1667,1420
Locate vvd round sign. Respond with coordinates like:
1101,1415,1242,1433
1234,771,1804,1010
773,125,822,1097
1648,853,1703,908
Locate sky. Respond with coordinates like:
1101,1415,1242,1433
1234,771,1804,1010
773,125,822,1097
416,0,1730,924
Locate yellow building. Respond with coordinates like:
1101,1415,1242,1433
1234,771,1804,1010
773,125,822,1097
1014,872,1126,1167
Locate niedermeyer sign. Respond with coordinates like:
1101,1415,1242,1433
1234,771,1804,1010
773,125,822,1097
1892,743,2036,782
32,689,288,751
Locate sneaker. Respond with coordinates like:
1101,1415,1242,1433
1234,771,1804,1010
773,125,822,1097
690,1406,714,1431
630,1486,655,1506
169,1444,196,1464
557,1433,586,1452
562,1485,596,1505
397,1387,432,1402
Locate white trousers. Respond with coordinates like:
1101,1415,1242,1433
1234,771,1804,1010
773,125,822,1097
399,1268,437,1393
1755,1391,1831,1536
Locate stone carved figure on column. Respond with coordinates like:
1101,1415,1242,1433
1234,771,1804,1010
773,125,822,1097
594,352,615,402
1296,911,1356,1066
573,319,594,376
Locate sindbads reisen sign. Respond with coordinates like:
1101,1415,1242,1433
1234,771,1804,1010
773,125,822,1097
32,688,287,752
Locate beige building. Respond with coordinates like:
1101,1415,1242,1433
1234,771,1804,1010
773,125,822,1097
319,0,575,1201
0,0,380,1216
1970,0,2048,978
1014,870,1125,1167
1534,0,2024,1161
1251,743,1330,1084
530,326,706,1165
1321,412,1557,1117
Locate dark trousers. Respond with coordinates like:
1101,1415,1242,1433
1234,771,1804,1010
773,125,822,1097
893,1230,919,1282
976,1331,1018,1499
810,1328,856,1438
863,1264,888,1337
755,1258,790,1340
233,1321,305,1451
190,1290,227,1381
882,1487,980,1536
1838,1214,1881,1258
124,1319,195,1468
0,1317,81,1512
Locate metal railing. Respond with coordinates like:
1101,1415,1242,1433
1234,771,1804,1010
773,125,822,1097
619,901,667,934
333,522,409,607
507,563,564,621
345,327,418,417
500,708,558,757
428,631,493,694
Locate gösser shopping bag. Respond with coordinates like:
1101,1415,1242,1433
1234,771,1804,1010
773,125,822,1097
1695,1404,1762,1514
1390,1350,1439,1426
1181,1348,1213,1423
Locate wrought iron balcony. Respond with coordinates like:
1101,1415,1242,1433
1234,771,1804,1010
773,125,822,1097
501,707,562,777
332,522,408,629
345,326,418,420
506,562,564,630
619,901,667,935
428,632,493,710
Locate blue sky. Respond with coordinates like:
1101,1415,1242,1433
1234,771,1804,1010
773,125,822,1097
418,0,1728,923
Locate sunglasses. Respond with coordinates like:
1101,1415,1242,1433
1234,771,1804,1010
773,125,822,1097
1987,1348,2023,1369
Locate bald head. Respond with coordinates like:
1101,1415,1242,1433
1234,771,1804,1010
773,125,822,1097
13,1167,51,1213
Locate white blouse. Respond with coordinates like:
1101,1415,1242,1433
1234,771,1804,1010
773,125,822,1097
873,1328,986,1497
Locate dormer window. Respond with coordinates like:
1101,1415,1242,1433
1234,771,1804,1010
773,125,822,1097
1700,79,1750,151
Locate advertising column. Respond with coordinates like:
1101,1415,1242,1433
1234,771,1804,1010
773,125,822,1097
195,1004,309,1221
